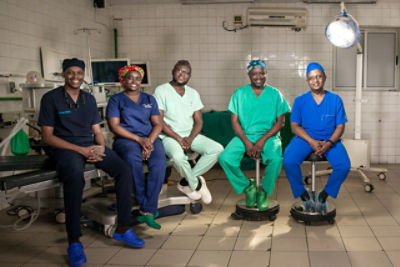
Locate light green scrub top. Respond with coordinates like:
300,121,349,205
154,82,204,138
228,84,290,141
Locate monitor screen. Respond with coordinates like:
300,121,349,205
91,58,129,85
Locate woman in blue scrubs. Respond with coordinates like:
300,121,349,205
283,62,350,215
107,65,166,229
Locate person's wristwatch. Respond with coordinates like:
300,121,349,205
327,140,335,146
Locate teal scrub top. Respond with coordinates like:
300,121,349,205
228,84,290,138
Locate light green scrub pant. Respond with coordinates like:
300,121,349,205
162,134,224,190
219,135,283,195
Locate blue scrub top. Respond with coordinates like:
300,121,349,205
290,90,347,140
106,92,160,137
38,86,102,145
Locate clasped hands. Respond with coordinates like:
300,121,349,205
311,140,332,157
177,137,194,151
138,137,154,160
84,145,106,162
244,139,265,159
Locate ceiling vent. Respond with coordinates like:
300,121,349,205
247,8,307,31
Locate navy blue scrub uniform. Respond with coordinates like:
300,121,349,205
106,92,166,214
38,86,133,240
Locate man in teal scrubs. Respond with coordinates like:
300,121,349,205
154,60,224,204
219,60,290,210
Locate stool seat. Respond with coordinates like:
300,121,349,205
305,152,327,162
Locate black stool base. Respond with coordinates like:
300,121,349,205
290,201,336,225
231,199,279,221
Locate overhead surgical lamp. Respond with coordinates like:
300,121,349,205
323,2,388,191
325,2,360,49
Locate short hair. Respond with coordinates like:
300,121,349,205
173,60,192,73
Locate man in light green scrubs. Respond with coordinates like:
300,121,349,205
154,60,224,204
219,60,290,210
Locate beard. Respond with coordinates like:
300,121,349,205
172,77,188,86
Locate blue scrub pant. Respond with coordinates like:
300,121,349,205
49,145,133,240
283,137,351,199
113,138,166,214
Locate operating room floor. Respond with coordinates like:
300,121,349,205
0,163,400,267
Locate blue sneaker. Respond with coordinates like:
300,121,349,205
67,242,86,267
113,228,145,248
315,191,327,215
302,188,315,212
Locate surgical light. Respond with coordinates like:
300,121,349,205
325,6,360,48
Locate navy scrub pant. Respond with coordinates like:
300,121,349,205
49,145,133,240
113,138,166,214
283,137,351,199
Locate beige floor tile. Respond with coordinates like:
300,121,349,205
386,251,400,267
377,237,400,250
309,251,351,267
338,225,374,237
171,224,209,236
238,221,273,237
162,235,202,249
371,225,400,237
348,251,393,267
0,245,48,263
85,247,120,264
229,251,269,267
335,215,368,226
188,250,231,267
205,223,241,237
342,237,382,251
364,215,399,226
234,236,271,251
27,246,68,264
107,248,156,265
147,249,194,266
271,237,307,252
22,264,65,267
306,224,341,238
104,265,143,267
308,236,345,251
270,251,309,267
272,224,306,238
198,236,236,251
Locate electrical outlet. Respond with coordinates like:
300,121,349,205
234,15,243,25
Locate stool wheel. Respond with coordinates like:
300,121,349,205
190,203,203,214
304,176,311,185
269,215,277,221
378,172,386,181
364,183,374,193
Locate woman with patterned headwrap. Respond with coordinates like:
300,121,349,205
106,65,166,229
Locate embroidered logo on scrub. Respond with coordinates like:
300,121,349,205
59,110,72,115
142,104,152,108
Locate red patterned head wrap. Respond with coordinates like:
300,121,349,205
118,65,145,85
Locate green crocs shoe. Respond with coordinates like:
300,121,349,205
137,212,161,230
244,179,256,208
137,212,159,223
256,191,269,211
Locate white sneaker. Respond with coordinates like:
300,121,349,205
198,176,212,204
177,183,201,201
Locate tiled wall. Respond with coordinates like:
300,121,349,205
112,0,400,164
0,0,112,113
0,0,399,164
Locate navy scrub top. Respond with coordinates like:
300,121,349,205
106,92,160,138
290,90,347,140
38,86,102,145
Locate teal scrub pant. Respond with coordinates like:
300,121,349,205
219,135,283,195
162,134,224,190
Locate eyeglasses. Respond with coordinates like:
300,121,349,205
176,68,191,75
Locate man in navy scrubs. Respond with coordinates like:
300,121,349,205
38,58,144,267
283,62,350,215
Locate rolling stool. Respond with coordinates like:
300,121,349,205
290,152,336,225
231,157,279,221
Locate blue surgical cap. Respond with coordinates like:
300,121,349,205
306,62,325,77
247,60,267,72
